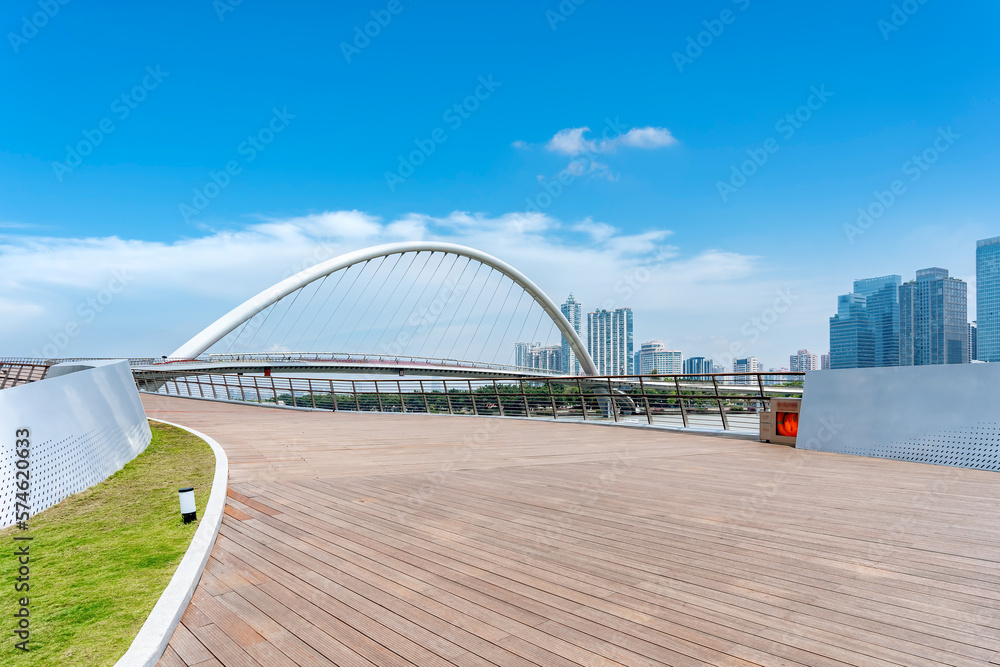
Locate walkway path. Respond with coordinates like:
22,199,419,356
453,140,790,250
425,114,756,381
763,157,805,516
143,395,1000,666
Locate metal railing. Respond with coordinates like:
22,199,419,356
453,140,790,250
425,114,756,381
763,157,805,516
135,371,805,435
0,363,49,390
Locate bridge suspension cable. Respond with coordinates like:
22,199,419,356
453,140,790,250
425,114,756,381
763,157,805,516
169,242,598,375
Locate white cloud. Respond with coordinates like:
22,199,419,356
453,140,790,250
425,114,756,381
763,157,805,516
0,210,787,363
616,127,677,150
544,125,676,156
547,127,596,156
535,124,675,181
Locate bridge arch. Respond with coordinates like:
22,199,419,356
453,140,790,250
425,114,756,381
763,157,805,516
169,241,598,375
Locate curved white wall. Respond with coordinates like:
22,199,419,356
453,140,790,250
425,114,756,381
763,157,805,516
0,360,151,528
798,364,1000,472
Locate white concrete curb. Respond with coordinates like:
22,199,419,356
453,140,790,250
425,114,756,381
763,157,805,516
114,418,229,667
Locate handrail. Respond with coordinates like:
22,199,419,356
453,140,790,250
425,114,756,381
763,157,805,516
134,370,805,435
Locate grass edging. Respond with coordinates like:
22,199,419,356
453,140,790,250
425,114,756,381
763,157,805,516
113,419,229,667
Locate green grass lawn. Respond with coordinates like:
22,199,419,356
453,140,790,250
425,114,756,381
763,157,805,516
0,421,216,666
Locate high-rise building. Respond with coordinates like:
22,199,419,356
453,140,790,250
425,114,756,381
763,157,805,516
976,237,1000,362
899,267,968,365
853,275,902,367
683,356,714,375
636,341,682,375
789,349,819,372
969,321,978,361
733,356,759,384
587,307,633,375
515,342,562,372
830,293,875,369
820,353,830,370
560,294,583,375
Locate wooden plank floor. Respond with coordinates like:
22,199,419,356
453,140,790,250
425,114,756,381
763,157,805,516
144,395,1000,666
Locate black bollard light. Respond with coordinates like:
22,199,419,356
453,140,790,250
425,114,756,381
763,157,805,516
178,487,197,523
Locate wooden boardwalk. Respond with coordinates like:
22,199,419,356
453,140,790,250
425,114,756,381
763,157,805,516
143,395,1000,667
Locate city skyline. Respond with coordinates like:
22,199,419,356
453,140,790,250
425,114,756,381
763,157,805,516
2,3,998,370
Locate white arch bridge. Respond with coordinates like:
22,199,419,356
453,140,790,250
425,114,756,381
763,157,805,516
155,241,597,378
121,241,803,432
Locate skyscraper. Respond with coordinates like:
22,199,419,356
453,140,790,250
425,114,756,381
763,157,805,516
828,275,901,370
683,356,714,375
852,275,901,367
587,307,633,375
829,293,875,369
515,342,562,372
899,267,968,365
976,237,1000,362
733,356,759,384
636,341,682,375
560,294,583,375
820,353,830,370
789,349,819,372
969,321,978,361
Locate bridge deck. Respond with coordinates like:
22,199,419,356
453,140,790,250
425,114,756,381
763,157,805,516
143,395,1000,667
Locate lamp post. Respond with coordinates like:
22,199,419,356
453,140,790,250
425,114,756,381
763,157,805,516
178,487,197,523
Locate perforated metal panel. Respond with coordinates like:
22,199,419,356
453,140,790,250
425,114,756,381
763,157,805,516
0,360,151,528
825,422,1000,472
798,364,1000,473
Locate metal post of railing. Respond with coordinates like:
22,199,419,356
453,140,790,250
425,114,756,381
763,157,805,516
640,376,653,425
254,377,262,404
757,372,766,399
673,376,688,428
309,380,316,410
270,376,277,405
607,378,618,423
712,375,730,431
374,381,384,412
352,380,360,411
290,386,296,407
444,381,454,415
492,380,504,417
519,379,530,417
419,380,430,414
547,379,558,420
468,380,478,416
577,379,588,420
329,380,337,411
397,380,405,413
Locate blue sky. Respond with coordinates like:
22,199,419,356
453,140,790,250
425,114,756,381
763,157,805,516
2,0,998,368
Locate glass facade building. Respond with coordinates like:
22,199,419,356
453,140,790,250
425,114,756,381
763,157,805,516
976,237,1000,362
852,275,901,367
899,267,968,365
560,294,583,375
829,293,875,369
683,356,714,375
